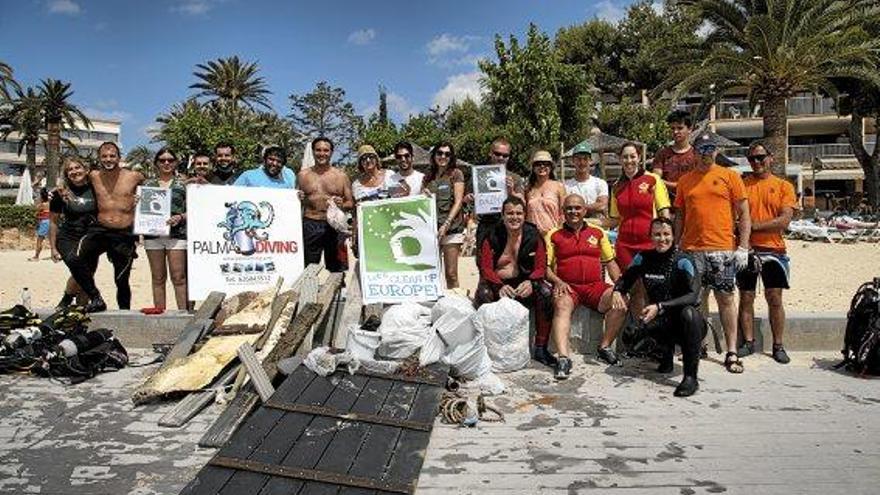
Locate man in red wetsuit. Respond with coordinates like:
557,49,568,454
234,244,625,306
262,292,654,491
653,110,701,200
475,196,554,366
546,194,627,379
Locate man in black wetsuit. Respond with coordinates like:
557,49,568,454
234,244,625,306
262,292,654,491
612,217,706,397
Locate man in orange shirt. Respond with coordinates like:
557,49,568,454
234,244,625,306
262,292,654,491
674,135,751,373
736,142,797,364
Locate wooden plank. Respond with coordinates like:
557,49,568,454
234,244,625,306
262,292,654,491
382,380,447,487
257,373,371,495
182,366,317,495
297,272,345,357
131,292,225,405
198,303,324,448
329,379,420,495
216,369,340,495
238,343,275,403
333,262,363,349
158,365,238,428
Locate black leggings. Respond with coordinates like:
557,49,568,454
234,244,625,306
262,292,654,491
69,225,137,309
652,306,707,378
56,233,99,293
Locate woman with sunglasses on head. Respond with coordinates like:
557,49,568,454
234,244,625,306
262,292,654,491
525,150,566,236
608,142,671,318
424,141,465,288
49,157,98,308
143,148,188,311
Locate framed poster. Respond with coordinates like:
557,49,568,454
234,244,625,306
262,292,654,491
187,185,304,300
133,186,171,236
358,195,443,304
472,164,507,215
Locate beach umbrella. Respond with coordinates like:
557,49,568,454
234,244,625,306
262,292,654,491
15,168,34,206
301,141,315,169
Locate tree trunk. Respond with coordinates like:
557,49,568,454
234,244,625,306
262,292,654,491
848,107,880,208
762,96,788,177
46,120,61,187
26,140,36,178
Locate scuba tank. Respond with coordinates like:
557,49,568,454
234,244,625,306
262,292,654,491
54,328,114,358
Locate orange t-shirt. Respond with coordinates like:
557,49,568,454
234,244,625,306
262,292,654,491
743,174,797,253
674,165,746,251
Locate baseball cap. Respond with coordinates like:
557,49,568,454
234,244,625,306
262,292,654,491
571,141,593,155
694,134,718,155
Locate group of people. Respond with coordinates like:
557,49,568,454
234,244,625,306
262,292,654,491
473,110,797,397
41,109,797,397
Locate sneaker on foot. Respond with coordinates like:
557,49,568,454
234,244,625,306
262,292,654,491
737,339,756,358
772,345,790,364
597,346,621,366
554,356,572,380
533,345,558,367
674,376,699,397
84,296,107,314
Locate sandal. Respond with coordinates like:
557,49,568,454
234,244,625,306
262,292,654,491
724,352,744,374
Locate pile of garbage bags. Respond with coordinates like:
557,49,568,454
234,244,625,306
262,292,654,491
324,295,531,396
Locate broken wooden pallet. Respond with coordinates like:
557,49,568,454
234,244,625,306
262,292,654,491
181,362,448,495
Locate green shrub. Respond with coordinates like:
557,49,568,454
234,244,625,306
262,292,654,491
0,205,37,230
0,196,15,206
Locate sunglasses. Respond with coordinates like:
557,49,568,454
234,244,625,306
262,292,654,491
435,150,452,157
492,151,510,158
747,154,769,163
533,162,552,168
395,153,412,160
157,157,176,163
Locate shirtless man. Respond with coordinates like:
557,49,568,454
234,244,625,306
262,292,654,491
296,137,354,273
70,142,144,312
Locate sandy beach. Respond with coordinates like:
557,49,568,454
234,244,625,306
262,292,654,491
0,240,877,314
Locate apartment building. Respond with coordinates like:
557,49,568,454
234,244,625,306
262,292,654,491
0,117,121,188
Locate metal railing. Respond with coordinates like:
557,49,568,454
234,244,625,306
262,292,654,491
685,94,845,120
724,142,877,163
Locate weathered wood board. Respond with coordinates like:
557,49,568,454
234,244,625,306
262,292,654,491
181,364,448,495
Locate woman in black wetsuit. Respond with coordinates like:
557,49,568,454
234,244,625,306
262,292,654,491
612,217,706,397
49,157,98,308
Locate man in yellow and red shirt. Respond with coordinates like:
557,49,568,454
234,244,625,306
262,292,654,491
736,142,797,364
546,194,627,379
674,134,751,373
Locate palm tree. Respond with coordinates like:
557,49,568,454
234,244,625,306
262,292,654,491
0,60,20,102
190,56,272,116
39,79,92,186
661,0,880,175
125,144,155,175
0,87,43,176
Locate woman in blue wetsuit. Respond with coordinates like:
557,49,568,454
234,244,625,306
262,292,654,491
612,217,706,397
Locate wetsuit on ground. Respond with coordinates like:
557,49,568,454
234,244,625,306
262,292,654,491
613,248,706,379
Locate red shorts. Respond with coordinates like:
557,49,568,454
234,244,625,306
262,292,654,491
569,281,611,311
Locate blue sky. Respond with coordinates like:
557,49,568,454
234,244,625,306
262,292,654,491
1,0,644,149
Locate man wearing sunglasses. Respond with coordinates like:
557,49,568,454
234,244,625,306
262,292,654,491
389,141,424,197
736,142,797,364
472,138,525,266
673,134,751,374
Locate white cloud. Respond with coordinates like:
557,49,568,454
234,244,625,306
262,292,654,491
594,0,625,24
83,108,132,123
171,0,211,16
386,92,418,120
426,34,483,67
432,72,485,109
47,0,81,15
348,28,376,45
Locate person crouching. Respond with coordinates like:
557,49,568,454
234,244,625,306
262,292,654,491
475,196,554,367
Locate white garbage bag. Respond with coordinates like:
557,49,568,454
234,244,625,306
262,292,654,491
419,306,476,366
377,302,432,359
430,295,474,323
442,333,493,380
346,326,380,361
473,298,531,372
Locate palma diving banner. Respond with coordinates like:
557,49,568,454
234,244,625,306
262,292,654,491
471,164,507,215
186,185,304,300
358,195,443,304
